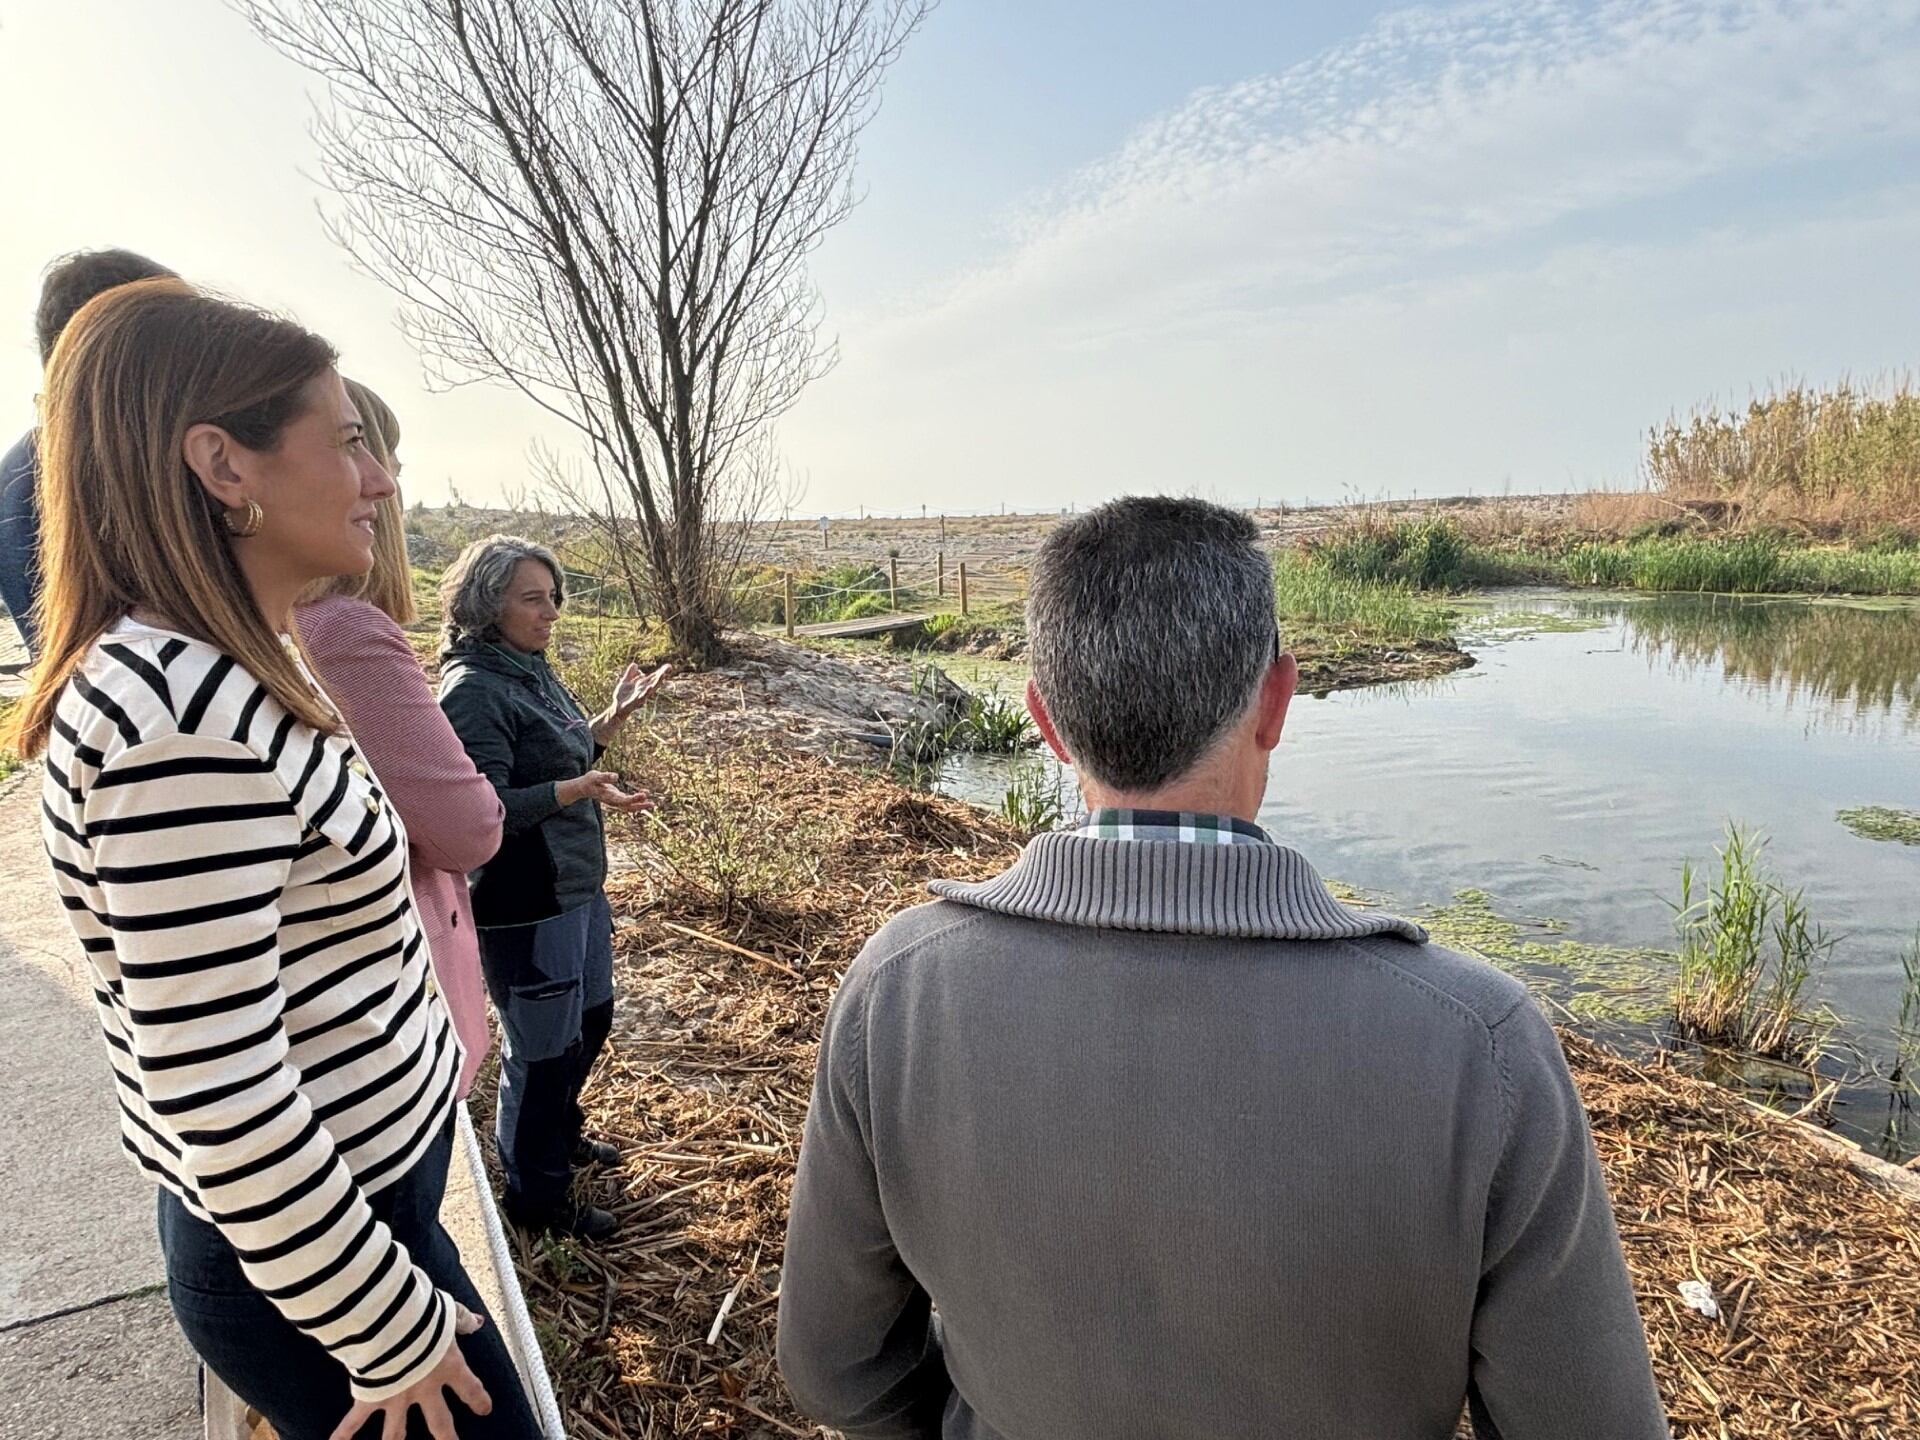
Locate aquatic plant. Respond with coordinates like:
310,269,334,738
1836,806,1920,845
1421,888,1671,1025
1564,542,1635,587
1669,826,1836,1067
999,761,1067,837
963,690,1034,753
1891,931,1920,1109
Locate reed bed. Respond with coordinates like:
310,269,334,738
1271,549,1458,641
1646,380,1920,525
482,744,1920,1440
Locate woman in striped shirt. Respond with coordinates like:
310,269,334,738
7,280,539,1440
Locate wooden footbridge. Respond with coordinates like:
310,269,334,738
792,611,934,640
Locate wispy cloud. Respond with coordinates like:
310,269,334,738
783,0,1920,504
915,0,1920,345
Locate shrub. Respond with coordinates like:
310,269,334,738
839,591,892,620
644,752,830,919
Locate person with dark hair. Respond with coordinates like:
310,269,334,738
0,248,174,656
776,496,1667,1439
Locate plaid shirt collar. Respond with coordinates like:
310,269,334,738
1076,808,1273,845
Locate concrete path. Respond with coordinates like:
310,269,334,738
0,761,201,1436
0,596,555,1436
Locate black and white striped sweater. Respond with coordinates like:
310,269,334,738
41,616,463,1401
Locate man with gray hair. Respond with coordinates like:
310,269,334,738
777,497,1666,1438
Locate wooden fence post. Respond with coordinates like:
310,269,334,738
939,513,946,546
937,550,945,597
888,556,898,611
783,572,795,638
959,562,969,615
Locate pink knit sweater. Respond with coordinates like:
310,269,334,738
298,594,503,1096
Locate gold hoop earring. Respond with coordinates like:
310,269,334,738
223,499,265,538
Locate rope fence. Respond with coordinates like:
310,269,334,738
739,553,1029,635
543,552,1028,632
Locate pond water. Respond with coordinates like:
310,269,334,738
940,590,1920,1154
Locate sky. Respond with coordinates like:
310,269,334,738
1,0,1917,515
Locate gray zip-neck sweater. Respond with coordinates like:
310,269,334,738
777,833,1667,1440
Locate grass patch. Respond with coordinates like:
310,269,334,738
1670,826,1835,1067
1836,805,1920,845
732,561,923,627
0,698,18,783
1560,536,1920,594
1272,551,1457,643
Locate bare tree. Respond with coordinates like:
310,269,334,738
243,0,928,660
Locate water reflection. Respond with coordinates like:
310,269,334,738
1572,594,1920,728
936,590,1920,1156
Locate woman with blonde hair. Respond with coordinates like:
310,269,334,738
298,380,503,1099
9,279,537,1439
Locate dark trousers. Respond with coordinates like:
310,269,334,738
157,1120,542,1440
479,895,616,1220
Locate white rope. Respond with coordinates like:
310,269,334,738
458,1103,569,1438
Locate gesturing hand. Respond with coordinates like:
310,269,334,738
611,662,671,719
558,769,654,813
327,1304,492,1440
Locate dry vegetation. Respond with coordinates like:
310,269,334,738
485,715,1919,1440
1644,382,1920,538
482,753,1017,1439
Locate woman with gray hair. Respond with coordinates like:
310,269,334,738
438,534,668,1239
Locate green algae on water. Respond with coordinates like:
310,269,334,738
1421,887,1674,1025
1458,609,1612,641
1837,805,1920,845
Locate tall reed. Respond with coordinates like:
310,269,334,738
1670,826,1834,1067
1894,930,1920,1102
1646,379,1920,522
